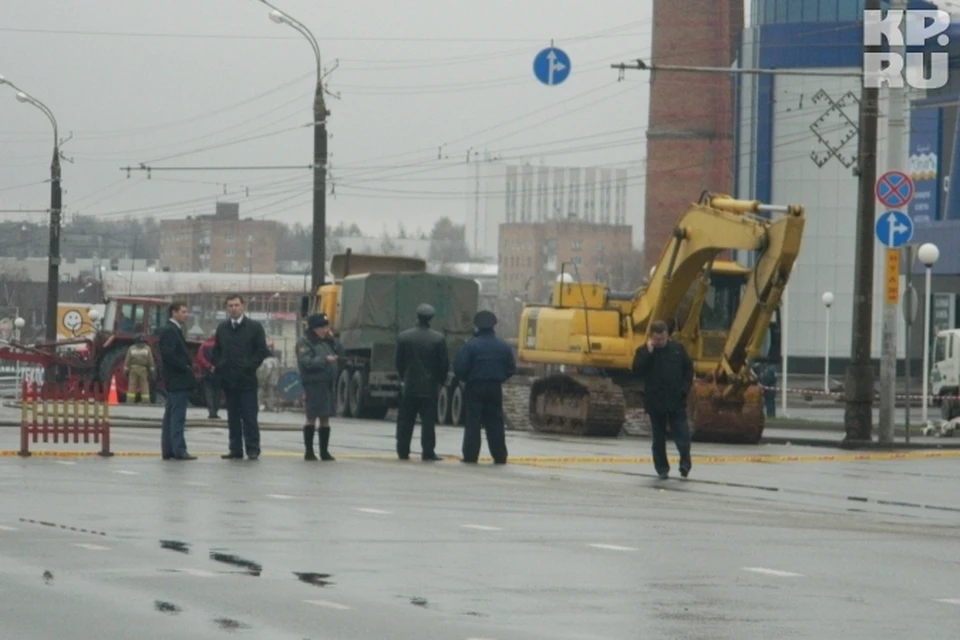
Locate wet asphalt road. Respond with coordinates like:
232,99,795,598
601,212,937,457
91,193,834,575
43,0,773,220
2,417,960,639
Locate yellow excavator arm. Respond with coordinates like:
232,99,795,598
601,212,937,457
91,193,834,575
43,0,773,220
633,194,804,344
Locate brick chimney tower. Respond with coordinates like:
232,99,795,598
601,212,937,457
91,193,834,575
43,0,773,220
643,0,744,269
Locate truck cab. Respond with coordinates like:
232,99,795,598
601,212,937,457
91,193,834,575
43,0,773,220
932,328,960,419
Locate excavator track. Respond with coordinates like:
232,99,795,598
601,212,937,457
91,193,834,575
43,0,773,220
528,374,626,437
688,379,765,444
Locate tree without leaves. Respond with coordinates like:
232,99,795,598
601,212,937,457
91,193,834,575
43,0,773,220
428,217,470,264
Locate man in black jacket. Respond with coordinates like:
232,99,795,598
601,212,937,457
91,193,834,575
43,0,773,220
395,303,449,461
212,294,271,460
632,320,694,479
158,301,197,461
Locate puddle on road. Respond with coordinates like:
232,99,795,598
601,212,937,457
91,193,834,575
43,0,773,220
160,539,191,554
214,617,251,631
294,572,333,587
209,550,262,576
154,600,182,614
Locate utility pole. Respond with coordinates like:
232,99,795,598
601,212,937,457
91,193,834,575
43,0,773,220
844,0,882,444
878,0,906,445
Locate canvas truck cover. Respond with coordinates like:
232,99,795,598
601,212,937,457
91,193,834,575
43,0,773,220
337,272,479,350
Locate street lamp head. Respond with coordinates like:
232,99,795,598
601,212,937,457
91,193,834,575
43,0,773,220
822,291,834,307
269,9,287,23
15,91,29,103
13,317,25,329
0,75,6,85
918,242,940,267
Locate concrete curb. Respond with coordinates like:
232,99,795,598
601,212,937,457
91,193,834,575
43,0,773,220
761,435,960,450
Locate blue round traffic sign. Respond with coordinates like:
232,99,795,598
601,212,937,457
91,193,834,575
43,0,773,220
874,210,914,248
533,47,571,86
277,371,303,402
875,170,914,209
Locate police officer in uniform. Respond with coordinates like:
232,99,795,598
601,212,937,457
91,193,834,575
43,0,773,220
452,310,516,464
395,303,448,461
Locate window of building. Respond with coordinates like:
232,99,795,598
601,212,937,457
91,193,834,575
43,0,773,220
224,248,235,257
225,233,235,242
571,240,582,251
224,262,233,271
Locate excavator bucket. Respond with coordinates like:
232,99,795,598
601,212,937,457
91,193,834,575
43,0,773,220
528,374,626,437
688,379,765,444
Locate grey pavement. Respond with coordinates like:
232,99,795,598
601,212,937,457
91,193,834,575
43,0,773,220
2,413,960,639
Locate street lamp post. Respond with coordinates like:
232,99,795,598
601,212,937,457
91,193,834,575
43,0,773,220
918,242,939,426
259,1,328,294
822,291,834,394
0,75,62,352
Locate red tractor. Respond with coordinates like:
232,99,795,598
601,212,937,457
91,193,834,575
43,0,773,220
0,296,208,406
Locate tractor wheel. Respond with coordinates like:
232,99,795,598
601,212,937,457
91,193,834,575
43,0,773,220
98,349,129,404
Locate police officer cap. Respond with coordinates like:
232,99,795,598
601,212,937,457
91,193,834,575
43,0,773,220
307,313,329,329
473,310,497,330
416,303,435,319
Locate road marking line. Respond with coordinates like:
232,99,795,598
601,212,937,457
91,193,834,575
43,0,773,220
113,470,139,475
588,544,637,552
742,567,803,577
56,461,76,465
305,599,350,610
183,481,208,487
353,507,391,515
461,524,502,531
935,598,960,605
0,525,17,531
266,493,295,500
5,449,960,464
73,543,109,551
177,568,216,577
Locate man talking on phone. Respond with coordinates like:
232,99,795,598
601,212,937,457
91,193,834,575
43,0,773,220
632,320,694,480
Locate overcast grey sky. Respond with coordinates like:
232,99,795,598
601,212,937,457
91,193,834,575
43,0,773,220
1,0,656,237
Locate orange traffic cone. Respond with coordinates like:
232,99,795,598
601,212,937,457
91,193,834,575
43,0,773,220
107,375,119,405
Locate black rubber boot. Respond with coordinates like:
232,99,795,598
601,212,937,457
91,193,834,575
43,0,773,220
303,426,317,461
319,427,335,461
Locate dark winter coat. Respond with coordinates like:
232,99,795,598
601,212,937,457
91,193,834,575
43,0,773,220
158,320,195,392
395,323,449,397
211,316,271,391
296,332,343,386
632,340,694,414
453,329,516,385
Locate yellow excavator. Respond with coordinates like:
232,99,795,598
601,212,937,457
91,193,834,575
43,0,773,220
516,193,805,444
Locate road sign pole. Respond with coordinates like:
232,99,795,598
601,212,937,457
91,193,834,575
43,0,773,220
879,0,906,446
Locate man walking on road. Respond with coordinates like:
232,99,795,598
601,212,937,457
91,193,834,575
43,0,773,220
453,310,516,465
158,302,196,461
212,295,271,461
632,320,694,479
395,303,449,461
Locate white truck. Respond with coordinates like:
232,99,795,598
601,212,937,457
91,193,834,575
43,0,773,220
931,328,960,419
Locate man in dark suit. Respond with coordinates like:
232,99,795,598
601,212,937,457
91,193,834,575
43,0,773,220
212,294,271,461
395,303,449,461
158,301,197,461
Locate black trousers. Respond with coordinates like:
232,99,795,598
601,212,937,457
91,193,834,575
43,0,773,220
647,409,691,475
396,394,438,458
224,389,260,457
204,377,221,417
462,381,507,463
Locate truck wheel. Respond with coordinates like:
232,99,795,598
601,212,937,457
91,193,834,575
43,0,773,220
336,369,352,417
348,369,368,418
437,385,452,425
451,384,465,426
940,394,960,421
